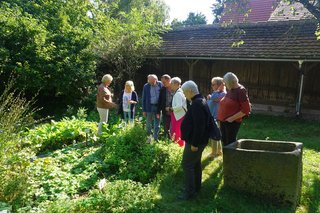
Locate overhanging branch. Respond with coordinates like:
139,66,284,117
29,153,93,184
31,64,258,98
298,0,320,21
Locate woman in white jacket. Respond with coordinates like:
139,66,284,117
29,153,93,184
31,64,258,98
166,77,187,147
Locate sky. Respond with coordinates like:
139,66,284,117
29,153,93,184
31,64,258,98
164,0,215,24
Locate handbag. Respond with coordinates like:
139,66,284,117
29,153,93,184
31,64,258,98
208,116,221,141
204,102,221,140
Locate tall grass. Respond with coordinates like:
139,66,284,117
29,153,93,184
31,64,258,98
0,79,38,209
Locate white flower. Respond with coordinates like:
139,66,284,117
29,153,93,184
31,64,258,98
98,178,106,190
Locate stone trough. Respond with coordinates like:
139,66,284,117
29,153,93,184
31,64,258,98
223,139,303,207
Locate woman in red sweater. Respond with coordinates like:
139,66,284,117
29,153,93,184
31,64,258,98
217,72,251,146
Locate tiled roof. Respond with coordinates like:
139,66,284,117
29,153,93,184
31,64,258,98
150,20,320,61
268,1,314,21
220,0,276,23
220,0,314,23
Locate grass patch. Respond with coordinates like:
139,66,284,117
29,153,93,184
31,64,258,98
152,114,320,213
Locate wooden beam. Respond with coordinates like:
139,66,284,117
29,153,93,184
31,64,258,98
185,59,199,80
296,61,304,117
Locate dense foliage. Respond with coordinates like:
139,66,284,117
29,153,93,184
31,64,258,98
44,180,157,213
0,0,169,113
0,1,96,103
26,114,98,154
103,125,182,183
0,108,182,212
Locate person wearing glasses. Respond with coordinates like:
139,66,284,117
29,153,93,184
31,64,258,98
207,77,226,159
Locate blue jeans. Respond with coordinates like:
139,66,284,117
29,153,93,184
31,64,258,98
146,105,160,140
123,111,134,123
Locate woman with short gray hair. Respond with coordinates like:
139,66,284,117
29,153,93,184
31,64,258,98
217,72,251,146
181,80,199,95
167,77,186,147
223,72,239,89
179,80,210,200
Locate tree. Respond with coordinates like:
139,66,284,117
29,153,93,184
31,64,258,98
184,12,207,26
0,0,169,113
171,18,185,28
171,12,207,28
94,0,169,83
212,0,225,23
0,1,97,106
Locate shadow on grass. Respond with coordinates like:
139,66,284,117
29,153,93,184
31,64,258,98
152,153,294,213
152,155,224,213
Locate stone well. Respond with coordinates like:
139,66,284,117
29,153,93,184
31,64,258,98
223,139,303,207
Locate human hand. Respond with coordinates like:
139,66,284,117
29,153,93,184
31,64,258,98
113,103,118,109
226,117,233,122
156,114,160,119
165,107,170,112
191,145,198,152
207,94,211,100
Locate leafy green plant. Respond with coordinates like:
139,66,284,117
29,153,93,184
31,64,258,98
25,117,98,154
103,124,182,184
18,144,104,212
45,180,157,213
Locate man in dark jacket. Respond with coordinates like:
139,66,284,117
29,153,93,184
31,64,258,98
180,80,210,200
142,74,162,141
157,74,172,139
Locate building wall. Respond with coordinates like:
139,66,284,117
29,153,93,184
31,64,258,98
137,59,320,112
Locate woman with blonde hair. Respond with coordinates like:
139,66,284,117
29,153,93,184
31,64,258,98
118,80,138,123
96,74,118,135
207,77,226,159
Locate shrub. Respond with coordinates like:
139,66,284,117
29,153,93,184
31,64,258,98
25,116,98,154
45,180,157,213
103,125,182,184
16,144,106,213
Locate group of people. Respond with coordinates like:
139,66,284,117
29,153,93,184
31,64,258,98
142,74,187,146
96,72,251,200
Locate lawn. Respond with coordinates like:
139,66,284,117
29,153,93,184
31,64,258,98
153,114,320,213
2,113,319,212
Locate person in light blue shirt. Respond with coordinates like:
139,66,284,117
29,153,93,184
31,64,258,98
207,77,226,159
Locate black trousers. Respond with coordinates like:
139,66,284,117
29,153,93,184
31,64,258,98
182,143,206,196
163,114,171,139
220,121,241,146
